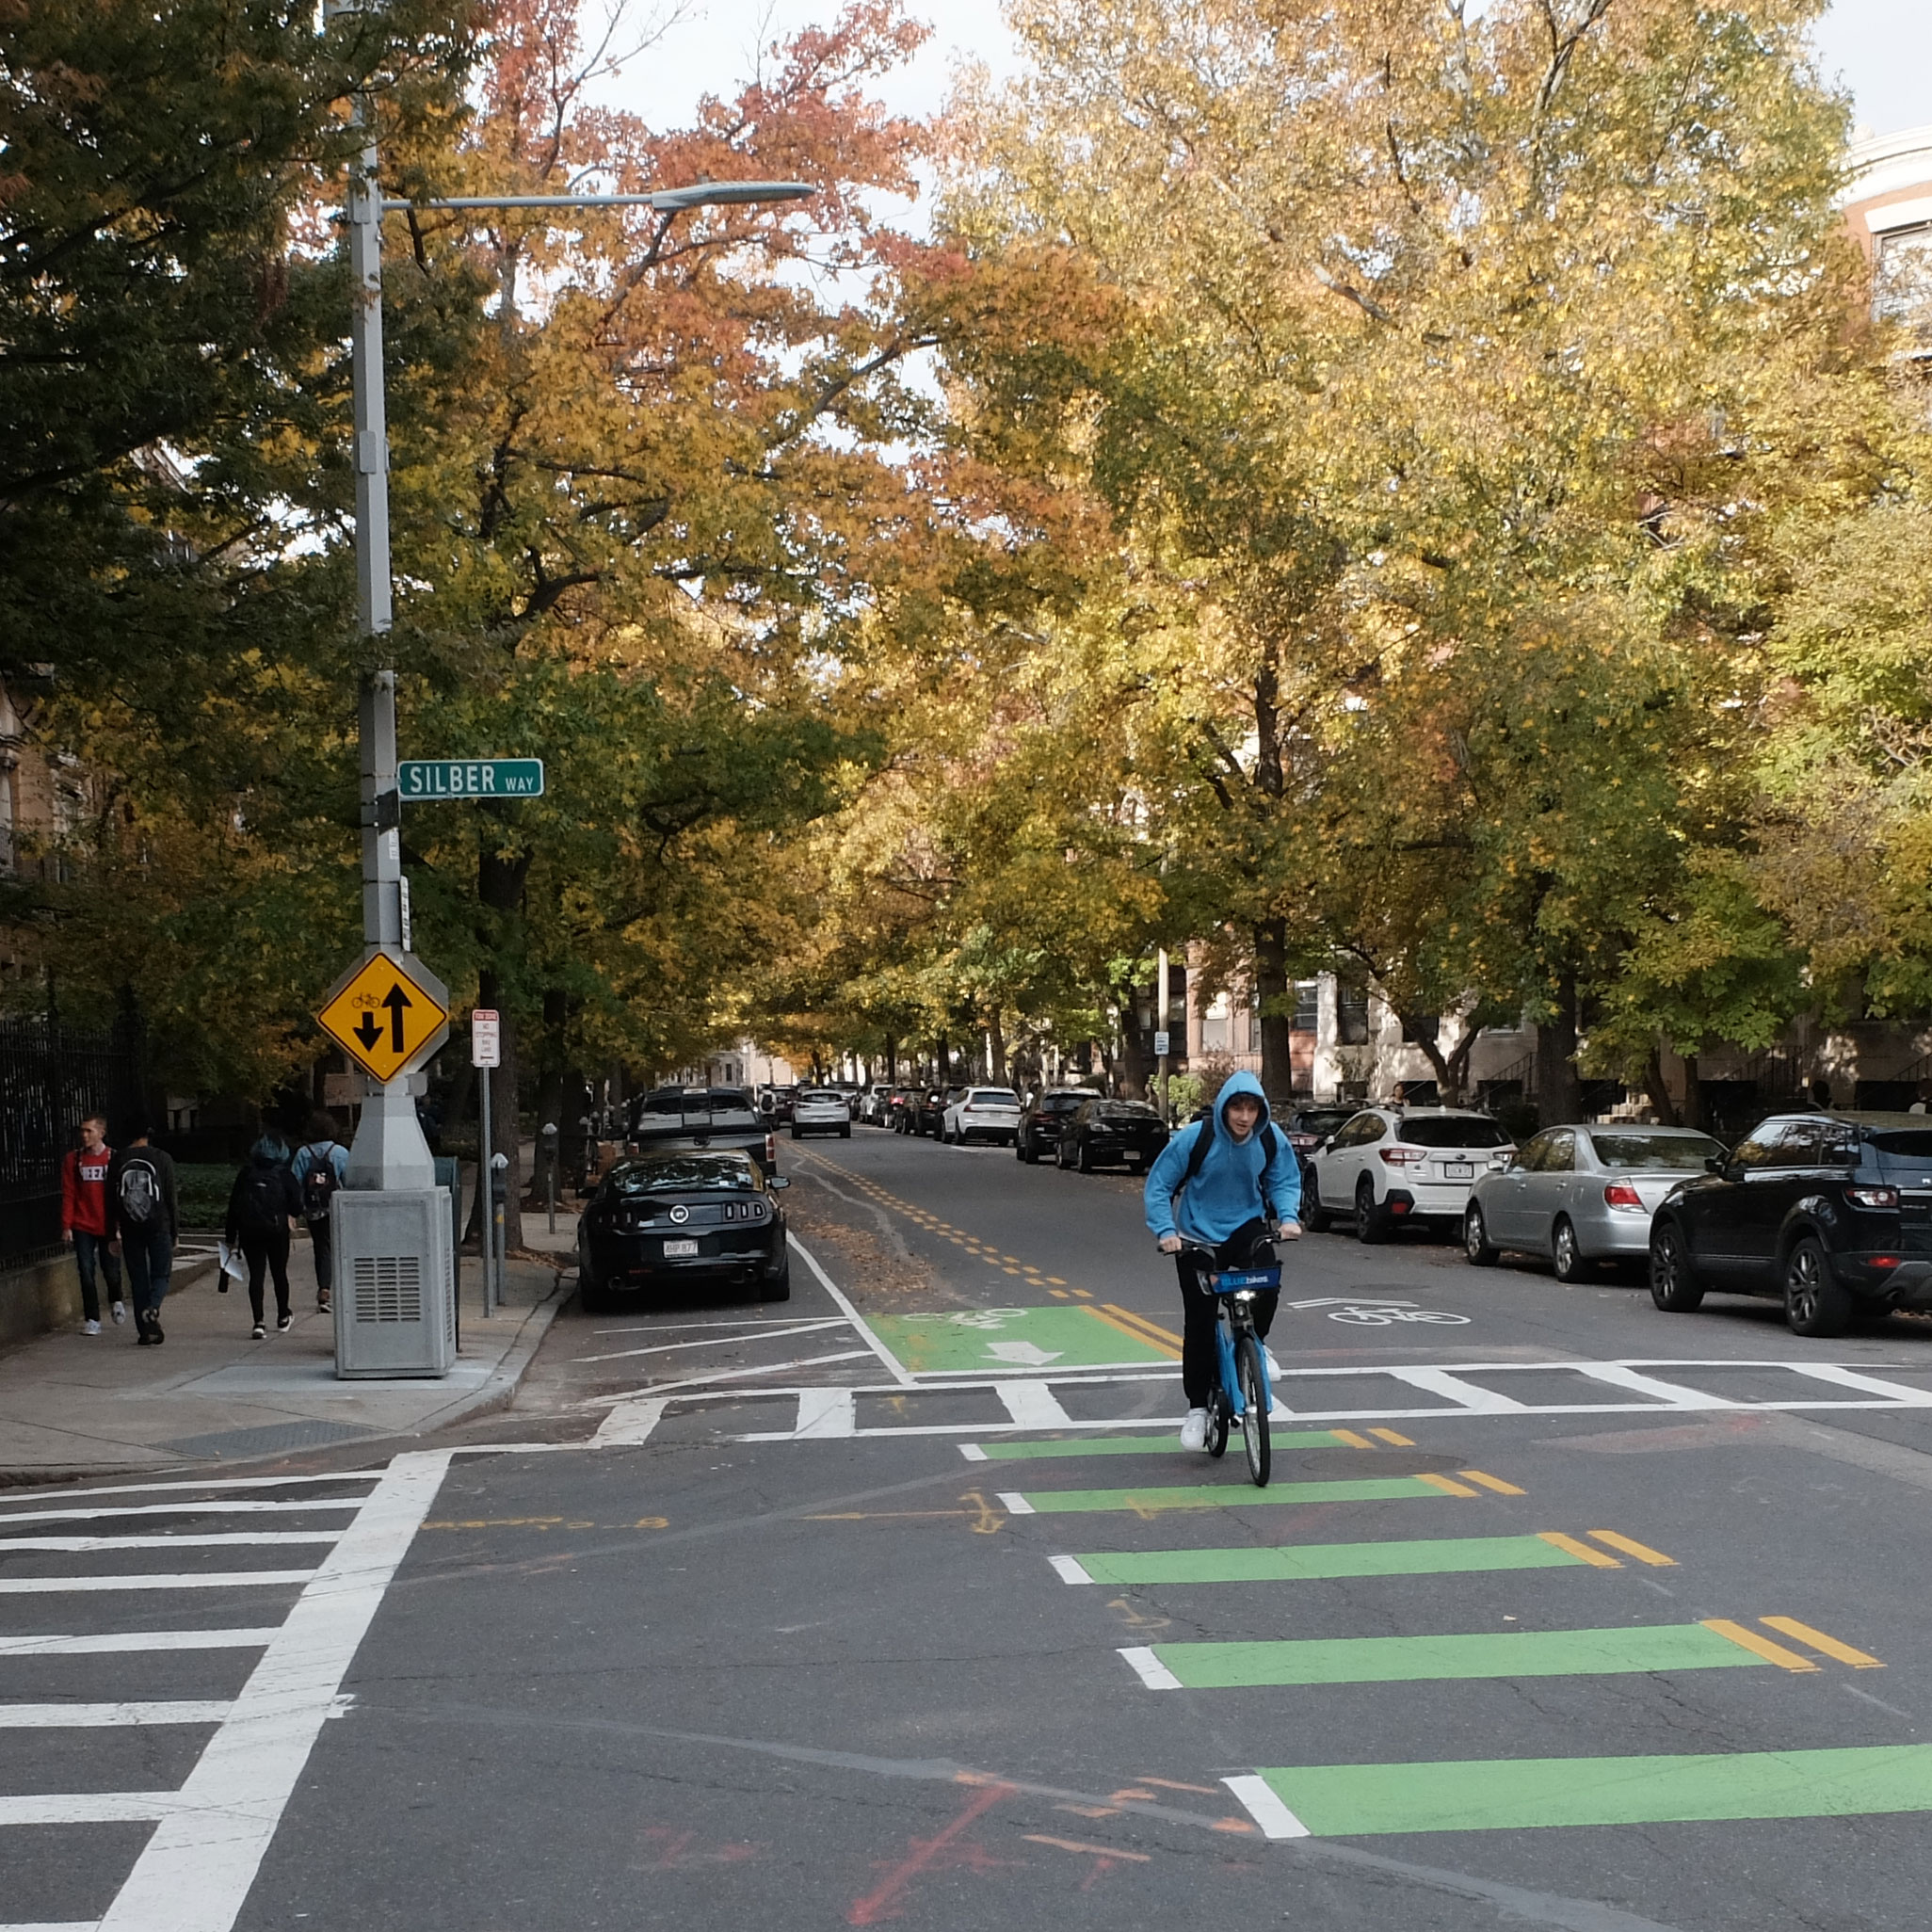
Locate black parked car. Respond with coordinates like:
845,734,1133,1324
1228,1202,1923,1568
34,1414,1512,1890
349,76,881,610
910,1086,960,1138
1016,1088,1093,1164
1648,1111,1932,1337
1281,1103,1357,1194
577,1149,791,1313
1057,1098,1169,1174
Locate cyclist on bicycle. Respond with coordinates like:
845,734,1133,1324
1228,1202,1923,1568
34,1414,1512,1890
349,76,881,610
1143,1070,1301,1449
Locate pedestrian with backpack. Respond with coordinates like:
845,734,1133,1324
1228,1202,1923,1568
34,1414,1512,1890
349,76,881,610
108,1121,179,1346
224,1135,303,1339
1142,1070,1302,1449
62,1115,126,1335
292,1114,348,1313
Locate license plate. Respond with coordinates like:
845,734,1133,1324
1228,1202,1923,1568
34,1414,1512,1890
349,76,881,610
1442,1162,1474,1179
663,1238,699,1258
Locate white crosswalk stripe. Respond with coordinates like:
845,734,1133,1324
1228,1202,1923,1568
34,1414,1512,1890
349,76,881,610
0,1457,445,1932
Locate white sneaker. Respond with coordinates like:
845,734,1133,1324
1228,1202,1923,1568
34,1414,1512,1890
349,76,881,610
111,1301,127,1325
83,1319,102,1336
1180,1407,1211,1451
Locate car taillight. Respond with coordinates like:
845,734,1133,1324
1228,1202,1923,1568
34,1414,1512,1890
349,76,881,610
765,1133,776,1164
1377,1147,1425,1166
1847,1185,1900,1209
1290,1134,1317,1150
1871,1254,1900,1268
1602,1183,1645,1209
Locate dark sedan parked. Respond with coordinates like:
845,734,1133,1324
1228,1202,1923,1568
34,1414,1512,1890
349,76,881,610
1648,1111,1932,1337
1016,1088,1093,1164
1057,1098,1169,1173
577,1150,791,1312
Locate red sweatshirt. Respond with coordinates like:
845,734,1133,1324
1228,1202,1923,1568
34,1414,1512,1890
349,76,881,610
61,1145,114,1237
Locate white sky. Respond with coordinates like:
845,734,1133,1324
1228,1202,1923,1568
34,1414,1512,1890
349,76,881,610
606,0,1929,141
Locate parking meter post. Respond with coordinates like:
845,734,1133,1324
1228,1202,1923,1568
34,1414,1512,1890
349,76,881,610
476,1063,493,1319
491,1152,509,1301
540,1121,559,1233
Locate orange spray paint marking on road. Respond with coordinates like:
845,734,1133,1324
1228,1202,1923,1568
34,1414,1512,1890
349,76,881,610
845,1779,1017,1924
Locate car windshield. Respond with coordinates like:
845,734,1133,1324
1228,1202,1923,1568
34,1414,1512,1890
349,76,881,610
1041,1092,1087,1113
1398,1117,1514,1149
968,1089,1020,1104
1098,1103,1158,1120
607,1154,759,1195
1294,1110,1354,1136
798,1090,842,1102
1588,1132,1726,1171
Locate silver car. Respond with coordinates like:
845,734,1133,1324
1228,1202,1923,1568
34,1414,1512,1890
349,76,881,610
790,1088,852,1139
1464,1123,1727,1280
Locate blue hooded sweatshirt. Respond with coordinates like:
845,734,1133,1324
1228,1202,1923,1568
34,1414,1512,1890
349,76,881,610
1142,1069,1302,1246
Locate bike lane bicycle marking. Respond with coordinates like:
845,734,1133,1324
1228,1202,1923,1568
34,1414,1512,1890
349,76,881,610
1236,1746,1932,1837
994,1477,1477,1515
1058,1534,1617,1586
1124,1620,1811,1689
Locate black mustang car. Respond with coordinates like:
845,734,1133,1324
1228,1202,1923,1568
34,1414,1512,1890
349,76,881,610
1648,1110,1932,1337
577,1149,791,1312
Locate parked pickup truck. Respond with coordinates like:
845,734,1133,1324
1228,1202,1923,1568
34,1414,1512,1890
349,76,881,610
626,1087,778,1176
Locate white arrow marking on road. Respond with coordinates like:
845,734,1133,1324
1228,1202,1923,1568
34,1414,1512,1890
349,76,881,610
987,1341,1064,1367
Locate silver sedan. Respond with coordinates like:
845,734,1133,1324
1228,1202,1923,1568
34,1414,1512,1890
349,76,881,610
1464,1124,1727,1280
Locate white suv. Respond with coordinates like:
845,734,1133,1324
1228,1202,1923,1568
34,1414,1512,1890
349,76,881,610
1304,1106,1516,1242
942,1087,1023,1146
791,1089,852,1139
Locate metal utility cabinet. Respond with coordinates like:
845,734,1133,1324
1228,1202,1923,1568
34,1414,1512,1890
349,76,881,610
331,1187,456,1377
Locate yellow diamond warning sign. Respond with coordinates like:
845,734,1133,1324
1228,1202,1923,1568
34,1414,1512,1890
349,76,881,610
317,951,450,1084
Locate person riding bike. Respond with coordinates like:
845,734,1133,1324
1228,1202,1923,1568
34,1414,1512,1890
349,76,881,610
1142,1070,1302,1449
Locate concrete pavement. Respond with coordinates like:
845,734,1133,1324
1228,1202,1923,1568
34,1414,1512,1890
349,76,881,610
0,1223,574,1481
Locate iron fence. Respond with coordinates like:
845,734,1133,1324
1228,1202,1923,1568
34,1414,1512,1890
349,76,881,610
0,1014,143,1270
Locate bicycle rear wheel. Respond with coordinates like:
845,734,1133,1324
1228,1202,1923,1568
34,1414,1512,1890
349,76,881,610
1235,1334,1270,1486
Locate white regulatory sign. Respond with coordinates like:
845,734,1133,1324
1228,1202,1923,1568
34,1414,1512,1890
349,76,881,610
1153,1030,1171,1056
471,1009,501,1069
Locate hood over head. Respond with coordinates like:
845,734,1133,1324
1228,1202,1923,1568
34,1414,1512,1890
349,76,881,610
1214,1069,1272,1134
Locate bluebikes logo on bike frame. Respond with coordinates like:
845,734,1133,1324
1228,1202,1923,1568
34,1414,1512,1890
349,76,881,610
1288,1296,1472,1327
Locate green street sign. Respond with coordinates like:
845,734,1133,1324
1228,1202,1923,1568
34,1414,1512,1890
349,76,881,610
397,759,545,800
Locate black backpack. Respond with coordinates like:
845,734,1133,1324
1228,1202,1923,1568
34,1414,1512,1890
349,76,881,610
1181,1108,1281,1218
118,1156,161,1228
302,1145,340,1224
240,1164,282,1229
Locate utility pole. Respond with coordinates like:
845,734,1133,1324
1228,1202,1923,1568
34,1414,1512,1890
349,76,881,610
1156,947,1171,1120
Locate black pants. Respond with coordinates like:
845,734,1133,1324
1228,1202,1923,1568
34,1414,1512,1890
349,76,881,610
306,1218,333,1305
122,1227,173,1324
73,1231,122,1322
1176,1218,1280,1408
241,1227,292,1325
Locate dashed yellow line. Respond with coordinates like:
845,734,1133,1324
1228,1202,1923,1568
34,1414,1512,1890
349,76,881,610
1415,1473,1481,1497
1537,1531,1622,1569
1701,1620,1817,1672
1457,1470,1526,1496
1087,1305,1183,1361
1586,1529,1676,1568
1370,1427,1414,1446
1760,1617,1883,1668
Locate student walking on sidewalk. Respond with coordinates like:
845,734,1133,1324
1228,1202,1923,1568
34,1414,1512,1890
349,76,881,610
61,1116,125,1335
225,1136,303,1339
291,1114,348,1313
108,1122,178,1346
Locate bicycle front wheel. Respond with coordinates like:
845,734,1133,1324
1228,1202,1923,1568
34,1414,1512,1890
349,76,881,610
1206,1388,1231,1458
1235,1334,1270,1487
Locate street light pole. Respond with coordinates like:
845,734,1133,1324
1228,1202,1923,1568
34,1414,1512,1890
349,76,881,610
336,67,812,1207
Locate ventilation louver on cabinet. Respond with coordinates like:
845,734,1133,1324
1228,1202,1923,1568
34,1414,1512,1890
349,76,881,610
352,1254,423,1324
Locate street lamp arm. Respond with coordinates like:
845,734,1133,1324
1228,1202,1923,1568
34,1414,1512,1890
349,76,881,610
379,182,816,214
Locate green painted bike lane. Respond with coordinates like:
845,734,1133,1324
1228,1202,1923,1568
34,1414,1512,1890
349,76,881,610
1065,1532,1594,1586
1005,1477,1461,1514
868,1306,1176,1374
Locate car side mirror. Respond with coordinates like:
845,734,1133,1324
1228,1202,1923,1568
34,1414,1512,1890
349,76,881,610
768,1176,791,1190
1704,1154,1725,1174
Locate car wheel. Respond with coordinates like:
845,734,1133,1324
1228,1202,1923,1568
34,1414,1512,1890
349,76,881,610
577,1271,604,1315
1015,1134,1028,1162
1649,1222,1704,1312
1077,1137,1095,1174
1464,1202,1498,1266
1552,1216,1586,1282
839,1124,850,1138
1355,1176,1388,1245
759,1260,792,1303
790,1125,801,1140
1301,1175,1332,1234
1784,1235,1851,1338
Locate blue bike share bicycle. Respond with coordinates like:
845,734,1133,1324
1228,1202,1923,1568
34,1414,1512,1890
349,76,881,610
1183,1243,1277,1486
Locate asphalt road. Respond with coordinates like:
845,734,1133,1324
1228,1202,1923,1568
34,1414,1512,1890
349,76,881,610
13,1122,1932,1929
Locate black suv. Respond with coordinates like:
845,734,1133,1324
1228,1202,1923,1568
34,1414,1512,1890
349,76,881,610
1648,1111,1932,1336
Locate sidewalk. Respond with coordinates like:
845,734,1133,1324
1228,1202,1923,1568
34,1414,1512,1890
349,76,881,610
0,1216,577,1482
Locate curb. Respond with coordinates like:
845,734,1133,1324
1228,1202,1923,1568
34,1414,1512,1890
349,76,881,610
436,1286,565,1429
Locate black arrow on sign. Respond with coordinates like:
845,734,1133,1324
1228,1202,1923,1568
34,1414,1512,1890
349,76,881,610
354,1011,383,1050
381,982,413,1053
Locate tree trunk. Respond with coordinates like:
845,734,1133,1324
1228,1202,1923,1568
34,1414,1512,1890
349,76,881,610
1253,916,1295,1105
1682,1053,1704,1132
1645,1046,1682,1127
988,1007,1006,1086
934,1033,949,1085
882,1034,896,1085
1535,969,1583,1127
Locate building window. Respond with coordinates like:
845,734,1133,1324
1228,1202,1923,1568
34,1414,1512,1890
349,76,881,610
1400,1011,1438,1046
1293,980,1319,1031
1339,985,1371,1046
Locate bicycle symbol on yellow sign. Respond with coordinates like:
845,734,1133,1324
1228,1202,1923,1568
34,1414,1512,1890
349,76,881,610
315,951,450,1084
